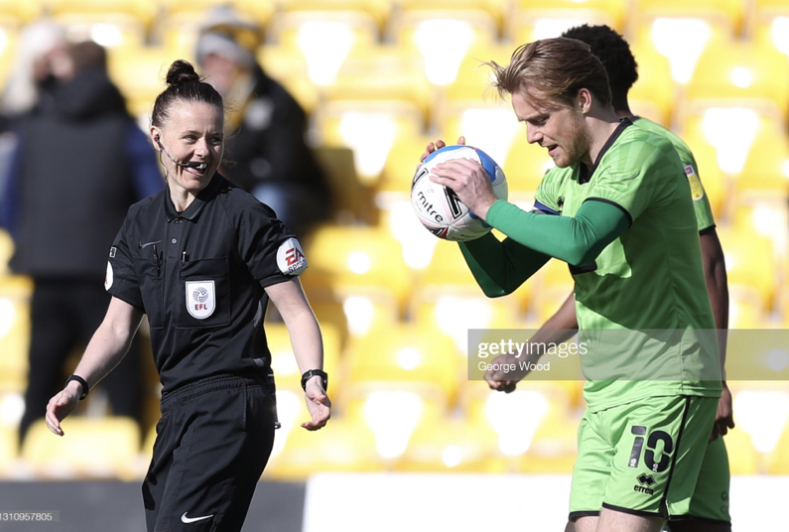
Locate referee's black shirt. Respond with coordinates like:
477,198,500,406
104,173,308,393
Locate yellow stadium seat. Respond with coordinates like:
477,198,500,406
0,421,18,474
257,44,318,114
683,41,789,123
0,0,42,24
629,42,675,127
266,415,383,479
22,417,141,479
417,238,479,287
630,12,731,87
160,0,272,28
502,132,555,194
300,224,413,310
343,323,463,401
313,99,424,186
730,382,789,472
266,322,342,394
277,0,391,31
717,226,779,312
517,409,579,473
267,10,378,88
752,0,789,59
388,9,497,88
324,45,433,124
107,45,186,117
767,416,789,474
633,0,744,36
727,285,769,329
379,130,436,194
0,276,32,394
441,43,510,103
396,416,507,473
399,0,507,32
48,0,156,29
437,99,521,173
723,428,760,475
505,0,625,43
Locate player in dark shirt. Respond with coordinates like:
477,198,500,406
44,59,330,532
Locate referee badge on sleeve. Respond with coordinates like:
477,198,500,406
104,262,113,290
276,238,308,275
186,281,216,319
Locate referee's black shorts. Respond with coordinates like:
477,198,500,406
143,375,276,532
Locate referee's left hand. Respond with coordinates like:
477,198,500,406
302,380,331,431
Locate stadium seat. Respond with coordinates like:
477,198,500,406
767,415,789,474
630,11,732,86
682,40,789,124
722,426,761,475
731,383,789,471
267,10,379,88
323,45,433,125
752,0,789,59
161,0,273,28
437,100,521,175
300,224,413,311
717,226,779,313
502,132,556,195
628,42,675,127
21,417,142,480
0,276,32,394
107,45,186,122
387,9,498,87
0,0,42,24
257,44,319,114
276,0,391,31
312,99,424,186
343,323,464,403
266,414,383,479
633,0,744,36
505,0,625,43
727,285,769,329
441,43,511,104
266,322,342,394
48,0,156,29
461,383,578,472
396,416,507,473
0,421,18,475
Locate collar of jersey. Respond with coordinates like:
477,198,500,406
578,117,633,184
164,173,223,222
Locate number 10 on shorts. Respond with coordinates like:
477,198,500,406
628,426,675,473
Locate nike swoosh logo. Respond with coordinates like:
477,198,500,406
181,513,214,524
139,240,161,249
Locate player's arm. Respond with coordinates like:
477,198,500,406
265,277,331,431
485,199,630,266
700,227,734,438
486,291,579,392
46,296,144,436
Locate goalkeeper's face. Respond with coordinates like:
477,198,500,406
512,90,591,168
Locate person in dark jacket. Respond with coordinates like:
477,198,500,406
0,40,164,443
195,7,332,239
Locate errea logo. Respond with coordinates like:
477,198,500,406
277,238,308,275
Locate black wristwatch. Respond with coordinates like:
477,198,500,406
65,374,90,401
301,369,328,392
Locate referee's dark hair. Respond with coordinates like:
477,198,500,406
151,60,223,128
561,24,638,113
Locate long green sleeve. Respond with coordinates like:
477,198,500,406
459,199,630,297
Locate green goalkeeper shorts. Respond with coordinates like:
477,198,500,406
569,395,730,524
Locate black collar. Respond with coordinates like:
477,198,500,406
579,117,633,184
164,173,224,222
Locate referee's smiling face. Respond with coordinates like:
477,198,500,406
156,99,224,197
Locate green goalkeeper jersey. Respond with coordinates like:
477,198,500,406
528,120,721,410
633,117,715,232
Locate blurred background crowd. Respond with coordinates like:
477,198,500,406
0,0,788,483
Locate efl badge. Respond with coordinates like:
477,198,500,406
276,238,308,275
185,280,216,319
684,165,705,201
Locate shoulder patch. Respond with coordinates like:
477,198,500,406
684,165,705,201
277,238,308,275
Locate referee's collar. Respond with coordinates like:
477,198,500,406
164,173,224,222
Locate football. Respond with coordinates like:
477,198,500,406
411,145,508,242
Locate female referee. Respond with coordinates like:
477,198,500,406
44,59,331,532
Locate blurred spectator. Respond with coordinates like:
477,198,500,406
0,34,164,443
196,6,332,238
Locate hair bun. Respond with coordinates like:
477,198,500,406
165,60,201,87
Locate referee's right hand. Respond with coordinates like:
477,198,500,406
45,386,80,436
